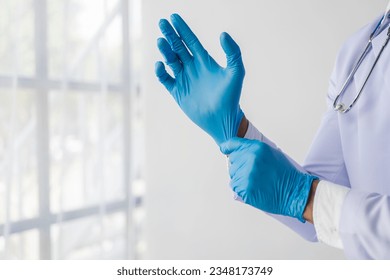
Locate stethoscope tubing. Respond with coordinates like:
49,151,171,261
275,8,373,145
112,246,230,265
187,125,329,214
333,14,390,113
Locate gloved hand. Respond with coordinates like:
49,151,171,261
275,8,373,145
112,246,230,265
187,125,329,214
220,137,318,222
155,14,245,145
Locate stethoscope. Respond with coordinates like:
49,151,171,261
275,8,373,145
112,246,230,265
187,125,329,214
333,3,390,114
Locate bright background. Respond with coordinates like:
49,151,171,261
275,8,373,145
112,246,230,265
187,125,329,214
0,0,388,260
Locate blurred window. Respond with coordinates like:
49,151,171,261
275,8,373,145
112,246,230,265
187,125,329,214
0,0,144,259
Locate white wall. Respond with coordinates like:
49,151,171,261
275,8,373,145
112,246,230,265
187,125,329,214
142,0,388,259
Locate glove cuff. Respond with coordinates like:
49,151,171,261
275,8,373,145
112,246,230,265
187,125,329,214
214,107,244,146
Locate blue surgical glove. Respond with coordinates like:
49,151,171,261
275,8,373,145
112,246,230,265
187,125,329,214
220,138,318,222
155,14,245,145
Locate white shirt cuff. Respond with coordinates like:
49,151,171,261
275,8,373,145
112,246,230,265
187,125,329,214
244,121,264,141
313,180,350,249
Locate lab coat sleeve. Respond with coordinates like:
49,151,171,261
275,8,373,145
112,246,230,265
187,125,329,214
339,188,390,259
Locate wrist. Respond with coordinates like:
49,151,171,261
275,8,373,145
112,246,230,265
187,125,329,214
237,115,249,138
303,179,319,224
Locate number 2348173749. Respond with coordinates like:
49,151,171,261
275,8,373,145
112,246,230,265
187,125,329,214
209,266,273,276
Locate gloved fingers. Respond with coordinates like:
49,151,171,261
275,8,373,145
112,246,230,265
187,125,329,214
226,149,245,165
220,137,251,156
159,19,192,64
170,14,208,59
220,32,244,74
157,37,183,76
228,157,247,179
230,177,247,201
155,61,175,92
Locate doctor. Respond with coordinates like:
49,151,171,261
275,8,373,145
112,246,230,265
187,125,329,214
155,3,390,259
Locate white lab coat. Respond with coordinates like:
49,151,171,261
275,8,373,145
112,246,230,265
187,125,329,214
247,14,390,259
